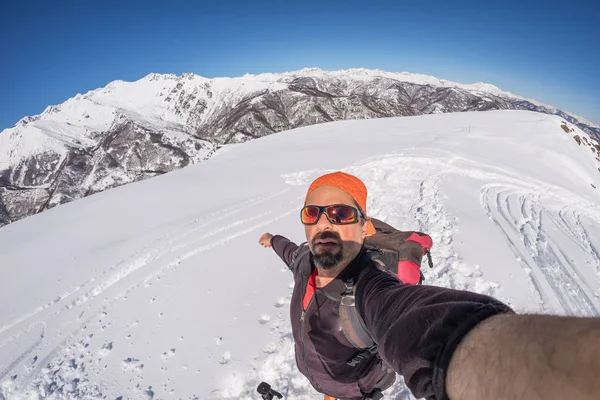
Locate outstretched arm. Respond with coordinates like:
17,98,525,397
447,313,600,400
258,233,299,269
357,270,511,399
358,270,600,400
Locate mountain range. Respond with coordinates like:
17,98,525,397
1,68,599,227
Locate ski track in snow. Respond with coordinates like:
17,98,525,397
3,153,600,399
0,188,305,399
0,188,292,339
481,185,600,316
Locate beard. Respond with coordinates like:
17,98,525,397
310,231,344,270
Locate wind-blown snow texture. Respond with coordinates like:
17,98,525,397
2,68,599,228
1,111,600,400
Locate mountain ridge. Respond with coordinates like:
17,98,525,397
1,68,599,227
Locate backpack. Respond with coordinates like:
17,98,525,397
364,217,433,284
340,217,434,367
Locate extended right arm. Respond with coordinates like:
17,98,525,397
356,270,512,399
358,270,600,400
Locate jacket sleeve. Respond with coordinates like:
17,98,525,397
271,234,300,270
356,270,513,400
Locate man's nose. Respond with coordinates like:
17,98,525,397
316,211,333,230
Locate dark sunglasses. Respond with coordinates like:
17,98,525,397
300,204,364,225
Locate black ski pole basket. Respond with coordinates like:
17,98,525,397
257,382,283,400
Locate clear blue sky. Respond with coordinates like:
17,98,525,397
1,0,599,131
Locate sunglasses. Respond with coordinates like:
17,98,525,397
300,204,364,225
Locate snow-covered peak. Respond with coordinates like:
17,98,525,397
5,67,598,139
4,67,596,143
450,81,507,96
2,67,599,189
144,72,179,81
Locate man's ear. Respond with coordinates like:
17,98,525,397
361,217,371,238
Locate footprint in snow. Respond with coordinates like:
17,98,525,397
274,298,286,308
26,355,38,372
99,342,113,356
145,386,154,399
219,352,232,365
263,343,278,354
161,348,176,360
122,357,144,371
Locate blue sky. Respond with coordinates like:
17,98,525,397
1,0,599,131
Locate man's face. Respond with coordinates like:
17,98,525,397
304,185,369,269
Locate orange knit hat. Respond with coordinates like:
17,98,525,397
305,171,377,235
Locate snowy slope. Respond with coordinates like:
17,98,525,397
1,111,600,400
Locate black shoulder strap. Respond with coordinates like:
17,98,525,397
339,256,386,367
339,277,374,350
289,242,311,273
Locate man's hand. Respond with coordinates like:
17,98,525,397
259,233,274,248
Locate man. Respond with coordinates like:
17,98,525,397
259,171,600,400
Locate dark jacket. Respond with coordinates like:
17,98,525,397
271,234,512,400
